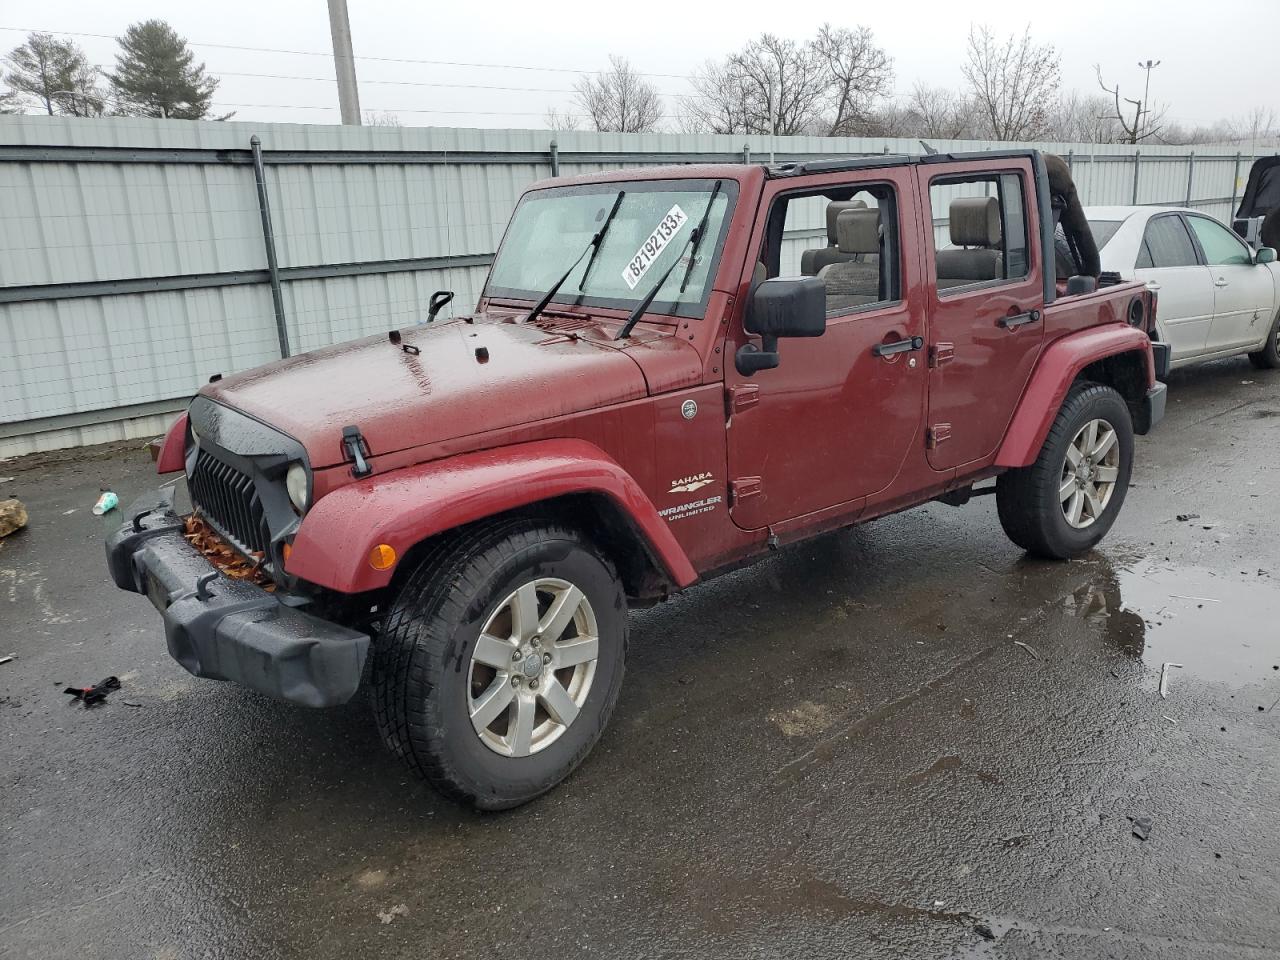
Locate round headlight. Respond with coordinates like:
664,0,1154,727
286,463,309,513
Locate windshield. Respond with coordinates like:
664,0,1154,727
485,179,737,319
1087,220,1123,250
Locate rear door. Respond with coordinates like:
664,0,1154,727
1133,213,1213,359
918,159,1044,470
1185,214,1277,351
724,167,926,531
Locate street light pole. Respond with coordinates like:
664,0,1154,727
1137,59,1161,141
327,0,362,125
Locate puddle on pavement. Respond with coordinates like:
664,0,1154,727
1068,562,1280,687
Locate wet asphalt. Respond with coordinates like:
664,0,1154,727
2,357,1280,960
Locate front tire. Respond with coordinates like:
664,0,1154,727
1248,309,1280,370
370,518,627,810
996,382,1134,559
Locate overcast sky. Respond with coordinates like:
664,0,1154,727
1,0,1272,133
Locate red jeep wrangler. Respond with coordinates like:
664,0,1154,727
108,150,1167,809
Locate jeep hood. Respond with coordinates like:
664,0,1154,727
201,315,652,468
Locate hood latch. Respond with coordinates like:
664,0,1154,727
341,425,373,478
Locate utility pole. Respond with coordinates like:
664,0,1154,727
1136,59,1160,141
327,0,362,125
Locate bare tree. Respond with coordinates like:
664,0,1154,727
1047,90,1121,143
813,24,892,135
362,110,401,126
683,34,829,136
904,83,982,139
572,55,662,133
1096,65,1166,143
962,24,1060,140
543,106,581,131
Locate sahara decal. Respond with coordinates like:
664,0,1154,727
669,472,714,494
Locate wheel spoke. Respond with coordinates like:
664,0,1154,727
1082,419,1099,454
539,584,584,642
510,582,541,642
1059,476,1078,503
470,678,515,732
1091,427,1117,460
1084,486,1103,520
555,634,598,668
473,632,516,669
538,677,580,726
1065,443,1084,468
1066,489,1085,525
1095,465,1119,483
509,693,536,756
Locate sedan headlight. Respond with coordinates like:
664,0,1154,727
286,462,309,513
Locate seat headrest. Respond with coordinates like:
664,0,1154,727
825,199,867,245
836,208,881,255
949,196,1001,247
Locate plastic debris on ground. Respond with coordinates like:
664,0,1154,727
64,676,122,707
377,904,409,924
1129,816,1153,841
91,491,119,515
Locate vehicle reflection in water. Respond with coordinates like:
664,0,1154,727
1070,557,1280,687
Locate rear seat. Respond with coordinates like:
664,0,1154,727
800,200,867,275
936,196,1003,289
819,208,882,312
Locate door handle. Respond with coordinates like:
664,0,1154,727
998,309,1042,329
1145,281,1161,291
1214,278,1229,287
872,336,924,358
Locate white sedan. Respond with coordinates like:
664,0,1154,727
1086,206,1280,371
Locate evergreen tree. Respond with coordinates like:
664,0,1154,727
3,32,104,116
110,20,218,119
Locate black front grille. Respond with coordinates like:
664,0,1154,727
190,449,271,555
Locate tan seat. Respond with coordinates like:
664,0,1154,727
800,199,867,275
936,196,1003,289
819,208,882,312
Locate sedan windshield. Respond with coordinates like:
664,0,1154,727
485,180,737,319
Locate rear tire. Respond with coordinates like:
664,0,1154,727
997,381,1134,559
1247,309,1280,370
370,518,627,810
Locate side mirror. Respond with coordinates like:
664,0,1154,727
1256,247,1277,265
737,277,826,375
427,290,455,322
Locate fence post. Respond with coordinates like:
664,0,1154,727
1230,152,1242,215
1184,151,1195,205
249,135,290,360
1066,149,1073,173
549,139,560,178
742,143,750,164
1131,150,1141,205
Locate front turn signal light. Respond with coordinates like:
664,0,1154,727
368,543,397,571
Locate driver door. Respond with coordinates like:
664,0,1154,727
725,168,926,531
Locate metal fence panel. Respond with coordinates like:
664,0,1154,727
1,114,1273,455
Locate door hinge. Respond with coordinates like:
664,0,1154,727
929,342,955,368
926,424,952,449
730,477,763,505
727,383,760,415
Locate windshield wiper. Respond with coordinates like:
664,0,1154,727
615,180,722,341
525,190,625,325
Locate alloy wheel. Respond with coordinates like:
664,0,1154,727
467,578,599,757
1059,417,1120,529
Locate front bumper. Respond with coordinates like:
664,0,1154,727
106,488,369,708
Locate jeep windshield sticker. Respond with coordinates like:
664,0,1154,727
621,205,689,290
